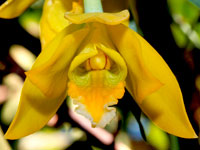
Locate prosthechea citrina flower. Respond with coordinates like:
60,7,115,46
0,0,198,139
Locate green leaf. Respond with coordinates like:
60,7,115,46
171,23,188,48
168,0,199,24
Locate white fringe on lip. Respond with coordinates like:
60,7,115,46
72,97,118,128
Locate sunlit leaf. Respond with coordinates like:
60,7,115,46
31,0,44,9
18,124,85,150
0,127,11,150
171,23,188,48
168,0,199,24
18,8,42,38
1,73,23,125
147,122,170,150
9,45,36,71
115,131,133,150
169,135,180,150
194,23,200,38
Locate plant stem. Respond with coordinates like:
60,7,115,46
84,0,103,13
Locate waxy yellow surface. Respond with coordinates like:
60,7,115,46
0,0,197,139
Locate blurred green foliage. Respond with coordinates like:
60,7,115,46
189,0,200,9
168,0,200,49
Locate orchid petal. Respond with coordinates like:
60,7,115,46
0,0,36,18
4,78,65,139
40,0,83,48
107,24,197,138
107,24,162,103
5,25,89,139
26,24,89,98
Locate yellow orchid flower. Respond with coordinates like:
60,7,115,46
0,0,197,140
